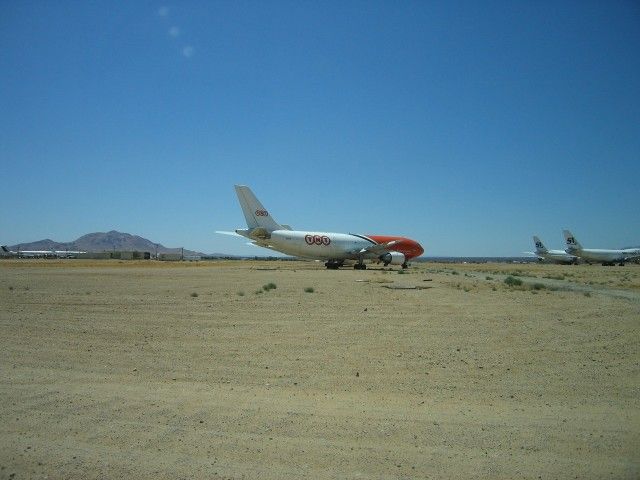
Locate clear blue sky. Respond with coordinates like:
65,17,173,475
1,1,639,256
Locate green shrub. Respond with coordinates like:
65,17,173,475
544,274,564,280
504,276,523,287
304,287,314,293
190,292,198,297
531,283,546,290
237,291,245,296
263,282,277,291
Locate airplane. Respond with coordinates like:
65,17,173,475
563,230,640,266
524,235,578,264
218,185,424,269
1,245,85,258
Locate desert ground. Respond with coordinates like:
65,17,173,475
1,259,638,479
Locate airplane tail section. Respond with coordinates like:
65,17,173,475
234,185,284,234
1,246,8,253
563,229,582,252
533,236,548,254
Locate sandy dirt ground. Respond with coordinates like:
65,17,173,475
1,259,638,479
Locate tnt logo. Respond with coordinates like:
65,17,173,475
305,235,331,246
567,237,576,244
535,242,543,248
255,210,269,217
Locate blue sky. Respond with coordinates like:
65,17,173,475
1,1,639,256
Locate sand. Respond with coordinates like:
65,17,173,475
1,259,638,479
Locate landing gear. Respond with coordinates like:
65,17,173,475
402,262,408,269
325,260,344,270
353,261,367,270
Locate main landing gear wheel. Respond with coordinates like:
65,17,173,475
324,260,343,270
353,263,367,270
402,262,408,269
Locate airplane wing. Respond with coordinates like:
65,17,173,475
350,239,400,256
250,240,281,251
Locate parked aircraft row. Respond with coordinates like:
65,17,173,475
217,185,424,269
526,231,640,266
1,245,86,258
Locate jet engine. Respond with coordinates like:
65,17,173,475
380,251,405,266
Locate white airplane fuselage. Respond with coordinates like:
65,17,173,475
567,248,640,263
528,236,577,264
1,247,85,258
536,249,577,264
236,229,423,263
563,229,640,265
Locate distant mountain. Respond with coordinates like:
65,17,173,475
8,230,203,256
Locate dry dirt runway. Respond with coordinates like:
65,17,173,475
1,260,639,479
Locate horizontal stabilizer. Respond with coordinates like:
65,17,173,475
215,230,243,237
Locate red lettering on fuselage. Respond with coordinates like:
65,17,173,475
305,235,331,246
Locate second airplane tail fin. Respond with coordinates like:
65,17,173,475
533,236,548,254
563,229,582,252
234,185,284,234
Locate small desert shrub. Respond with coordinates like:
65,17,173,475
190,292,198,297
583,292,591,297
237,291,245,297
504,276,523,287
531,283,546,291
304,287,314,293
263,282,277,291
485,276,493,280
544,274,564,280
451,271,459,275
8,286,14,291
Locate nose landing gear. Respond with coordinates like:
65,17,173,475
324,260,344,270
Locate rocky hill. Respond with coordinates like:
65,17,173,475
8,231,203,256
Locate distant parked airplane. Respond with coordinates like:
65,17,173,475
218,185,424,269
1,245,85,258
525,236,578,264
563,230,640,266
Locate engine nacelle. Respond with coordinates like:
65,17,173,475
380,251,405,266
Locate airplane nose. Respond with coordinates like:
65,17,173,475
403,238,423,257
